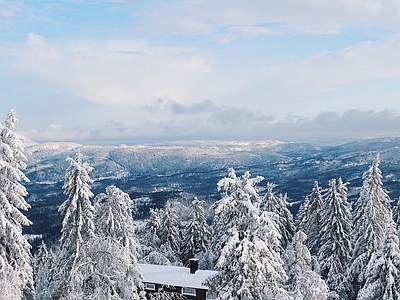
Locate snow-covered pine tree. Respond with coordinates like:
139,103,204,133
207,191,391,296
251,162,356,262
283,231,329,300
337,178,349,203
140,207,172,265
84,185,142,299
158,201,182,264
296,181,324,257
296,195,309,228
356,220,400,300
51,153,95,299
347,155,393,299
317,178,352,299
208,168,263,270
148,207,162,242
393,197,400,237
0,109,33,299
34,241,53,300
206,168,292,299
180,197,211,266
261,182,295,250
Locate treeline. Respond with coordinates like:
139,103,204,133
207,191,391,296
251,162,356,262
2,109,400,299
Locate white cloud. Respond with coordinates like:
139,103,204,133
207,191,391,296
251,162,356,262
0,1,20,29
135,0,400,40
227,25,279,38
1,33,216,107
4,30,400,129
0,7,15,17
24,124,91,142
257,34,400,115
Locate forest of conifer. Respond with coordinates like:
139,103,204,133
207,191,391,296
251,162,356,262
2,109,400,299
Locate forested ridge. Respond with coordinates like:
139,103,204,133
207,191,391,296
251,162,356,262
2,110,400,299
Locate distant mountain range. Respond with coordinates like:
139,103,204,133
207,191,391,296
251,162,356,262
21,137,400,243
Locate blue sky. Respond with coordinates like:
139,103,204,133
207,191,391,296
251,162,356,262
1,0,400,145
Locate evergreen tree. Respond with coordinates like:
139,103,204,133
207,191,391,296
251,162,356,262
52,153,95,299
206,168,291,299
158,201,182,264
140,207,171,266
148,207,162,241
297,181,325,257
261,182,295,250
283,231,329,300
84,185,142,299
296,195,309,230
33,241,53,300
0,109,33,299
181,197,212,266
317,179,352,299
347,155,393,298
393,197,400,237
337,178,350,204
208,168,264,269
357,222,400,300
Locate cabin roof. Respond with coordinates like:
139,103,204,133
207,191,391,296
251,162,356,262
139,263,217,290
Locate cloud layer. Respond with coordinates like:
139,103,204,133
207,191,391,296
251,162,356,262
18,106,400,145
1,1,400,144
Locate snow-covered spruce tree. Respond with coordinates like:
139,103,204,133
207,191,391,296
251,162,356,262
158,201,182,265
347,155,393,299
34,241,54,300
261,182,295,250
393,197,400,237
283,231,329,300
296,181,324,257
180,197,212,266
140,207,171,265
83,185,142,299
317,179,352,299
51,153,95,299
207,168,263,270
295,196,309,231
148,207,162,242
0,109,33,299
206,168,291,299
357,220,400,300
337,178,349,203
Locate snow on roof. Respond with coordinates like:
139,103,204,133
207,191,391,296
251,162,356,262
139,263,217,290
